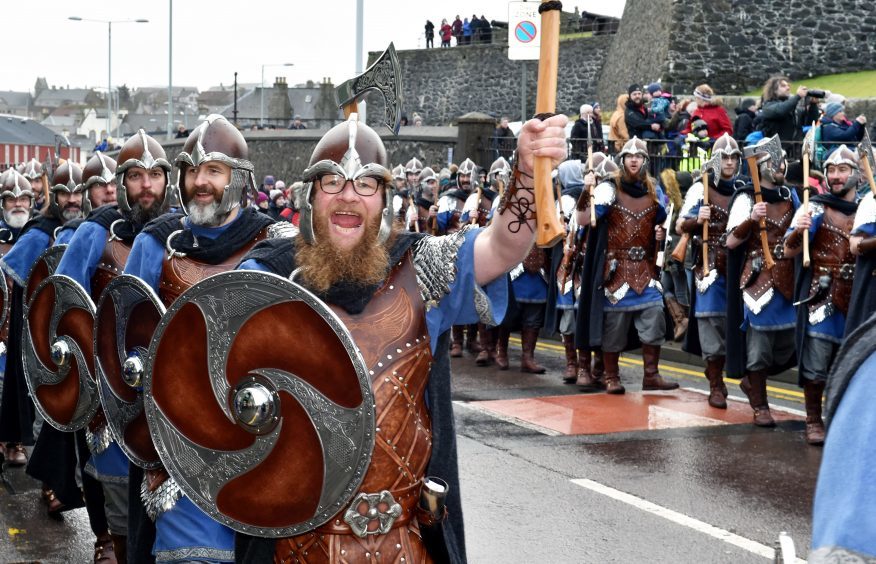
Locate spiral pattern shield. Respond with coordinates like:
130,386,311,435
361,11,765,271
144,270,375,537
23,273,99,432
94,274,166,469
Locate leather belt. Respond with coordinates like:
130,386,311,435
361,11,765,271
318,480,422,537
817,263,855,280
610,246,647,261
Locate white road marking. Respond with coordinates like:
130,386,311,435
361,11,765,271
570,478,807,563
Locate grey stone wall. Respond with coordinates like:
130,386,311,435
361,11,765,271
374,34,612,126
160,127,458,183
664,0,876,97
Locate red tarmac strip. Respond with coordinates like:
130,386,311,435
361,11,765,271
471,389,803,435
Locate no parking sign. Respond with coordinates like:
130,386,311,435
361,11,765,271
508,1,541,60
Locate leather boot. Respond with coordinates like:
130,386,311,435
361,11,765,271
591,349,606,389
641,344,679,390
562,334,578,383
739,371,776,427
575,348,597,388
803,380,826,446
664,297,689,342
7,443,27,466
110,534,127,564
450,325,464,358
475,324,495,366
704,356,727,409
465,324,481,354
602,351,625,394
495,326,510,370
94,532,118,564
520,327,546,374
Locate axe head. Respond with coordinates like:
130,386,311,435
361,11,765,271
802,125,816,164
702,154,721,185
335,43,403,134
743,134,783,174
859,128,875,166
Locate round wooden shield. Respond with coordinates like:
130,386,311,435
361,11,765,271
22,273,99,432
144,269,375,537
94,274,165,469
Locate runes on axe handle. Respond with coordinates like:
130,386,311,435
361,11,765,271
335,43,403,134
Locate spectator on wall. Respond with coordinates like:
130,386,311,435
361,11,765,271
425,20,435,48
440,19,452,47
452,16,463,45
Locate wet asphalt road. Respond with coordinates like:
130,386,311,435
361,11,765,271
0,339,818,563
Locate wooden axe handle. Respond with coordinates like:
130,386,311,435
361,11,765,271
862,152,876,197
744,155,776,270
533,1,564,248
802,151,811,267
702,171,710,277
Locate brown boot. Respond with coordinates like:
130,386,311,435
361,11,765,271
94,532,118,564
110,534,127,564
602,351,625,394
561,334,578,383
495,326,510,370
641,344,679,390
704,356,727,409
664,297,689,342
466,324,481,354
803,380,826,446
739,371,776,427
450,326,464,358
575,348,598,388
591,349,606,390
520,327,546,374
475,324,495,366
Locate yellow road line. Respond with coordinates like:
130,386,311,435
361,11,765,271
507,336,804,401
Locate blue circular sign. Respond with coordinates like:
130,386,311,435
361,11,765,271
515,21,537,43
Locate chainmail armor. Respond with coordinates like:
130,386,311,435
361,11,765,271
411,226,469,310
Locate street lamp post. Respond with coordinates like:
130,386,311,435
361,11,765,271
260,63,293,127
69,16,148,142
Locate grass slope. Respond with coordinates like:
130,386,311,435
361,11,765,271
744,70,876,98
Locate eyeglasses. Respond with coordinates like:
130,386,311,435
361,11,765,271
317,174,381,196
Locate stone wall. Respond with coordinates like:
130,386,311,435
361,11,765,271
374,34,613,126
160,127,458,183
661,0,876,98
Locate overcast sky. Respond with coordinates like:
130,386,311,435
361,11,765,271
9,0,624,94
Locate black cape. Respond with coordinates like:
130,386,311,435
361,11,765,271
234,233,467,564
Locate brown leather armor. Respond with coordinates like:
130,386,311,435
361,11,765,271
275,253,434,564
158,230,267,307
807,208,854,317
522,244,547,275
695,190,730,282
604,191,660,297
92,238,132,302
740,199,795,304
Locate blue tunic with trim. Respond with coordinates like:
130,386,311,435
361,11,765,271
124,216,240,564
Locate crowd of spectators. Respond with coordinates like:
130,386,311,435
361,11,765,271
428,15,493,48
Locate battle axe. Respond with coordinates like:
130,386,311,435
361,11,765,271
742,147,776,270
335,43,403,134
858,128,876,197
801,124,816,267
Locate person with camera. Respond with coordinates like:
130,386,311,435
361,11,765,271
759,76,821,153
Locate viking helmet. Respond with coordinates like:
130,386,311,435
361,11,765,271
47,161,84,218
0,169,35,205
299,114,394,245
404,157,423,175
823,144,861,194
392,164,405,181
175,114,255,223
711,133,742,178
488,156,511,189
116,130,172,217
456,158,479,191
595,154,620,179
80,152,117,215
21,158,43,181
616,137,649,177
586,152,608,178
417,166,438,202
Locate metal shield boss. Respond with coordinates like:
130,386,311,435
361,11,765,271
144,270,375,537
23,268,99,432
94,274,166,469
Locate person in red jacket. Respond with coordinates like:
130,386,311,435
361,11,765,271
687,84,733,140
440,18,452,47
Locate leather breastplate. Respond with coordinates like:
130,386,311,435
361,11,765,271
92,238,131,302
740,199,795,305
695,190,730,282
523,245,546,275
158,229,267,307
808,208,854,318
604,197,659,297
275,253,434,564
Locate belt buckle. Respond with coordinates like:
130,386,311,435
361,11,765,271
840,263,855,280
629,246,645,261
343,490,402,538
772,244,785,260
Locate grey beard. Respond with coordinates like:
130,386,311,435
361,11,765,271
3,209,28,229
62,207,82,222
188,201,221,226
128,201,162,226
